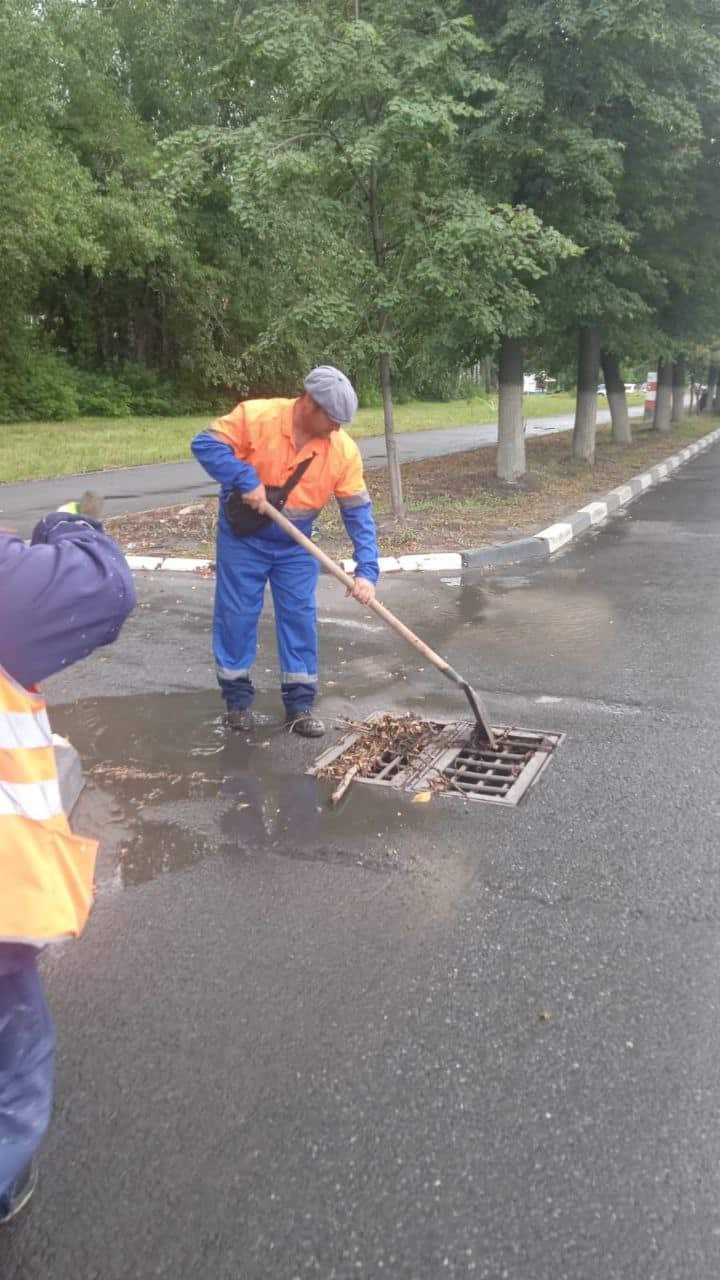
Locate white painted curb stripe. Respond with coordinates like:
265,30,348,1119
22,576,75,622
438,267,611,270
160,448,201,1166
341,552,462,574
125,555,211,573
126,550,464,575
400,553,463,572
539,522,574,553
159,557,212,573
126,555,164,571
577,501,609,525
535,426,720,553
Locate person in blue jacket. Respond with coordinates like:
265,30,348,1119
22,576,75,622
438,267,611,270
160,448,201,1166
0,498,136,1224
192,366,380,737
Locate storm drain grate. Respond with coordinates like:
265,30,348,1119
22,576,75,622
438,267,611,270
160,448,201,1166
368,750,410,782
423,729,562,806
309,716,458,791
310,719,563,807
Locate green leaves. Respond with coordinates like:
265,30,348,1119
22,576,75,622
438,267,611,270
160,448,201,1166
3,0,720,418
164,0,580,386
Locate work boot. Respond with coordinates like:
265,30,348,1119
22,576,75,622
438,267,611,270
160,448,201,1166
226,707,255,731
0,1161,38,1226
285,711,325,738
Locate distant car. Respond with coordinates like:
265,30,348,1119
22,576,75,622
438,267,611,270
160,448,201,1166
597,384,607,396
624,383,636,392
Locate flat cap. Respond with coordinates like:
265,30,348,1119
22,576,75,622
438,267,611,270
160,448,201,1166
303,365,358,424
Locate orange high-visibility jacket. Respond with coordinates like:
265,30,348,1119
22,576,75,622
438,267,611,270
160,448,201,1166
0,665,97,945
209,398,370,520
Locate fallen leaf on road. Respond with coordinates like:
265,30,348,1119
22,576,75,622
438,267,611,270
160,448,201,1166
316,714,435,782
412,791,433,804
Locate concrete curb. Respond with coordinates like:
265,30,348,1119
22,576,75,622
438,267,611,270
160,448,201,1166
125,427,720,579
124,550,466,575
462,427,720,570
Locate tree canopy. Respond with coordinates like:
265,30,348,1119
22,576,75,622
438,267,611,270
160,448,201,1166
2,0,720,483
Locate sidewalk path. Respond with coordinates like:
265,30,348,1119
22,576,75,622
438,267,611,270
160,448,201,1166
0,406,642,537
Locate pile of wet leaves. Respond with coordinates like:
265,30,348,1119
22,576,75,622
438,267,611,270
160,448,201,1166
316,713,436,781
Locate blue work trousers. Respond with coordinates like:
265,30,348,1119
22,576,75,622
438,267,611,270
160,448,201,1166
214,524,321,716
0,947,55,1198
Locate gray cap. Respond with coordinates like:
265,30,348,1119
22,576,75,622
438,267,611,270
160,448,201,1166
303,365,358,424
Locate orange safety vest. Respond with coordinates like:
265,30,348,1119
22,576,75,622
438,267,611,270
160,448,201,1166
0,664,97,945
210,398,369,520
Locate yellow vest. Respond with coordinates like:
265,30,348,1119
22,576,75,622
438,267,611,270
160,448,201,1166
0,664,97,945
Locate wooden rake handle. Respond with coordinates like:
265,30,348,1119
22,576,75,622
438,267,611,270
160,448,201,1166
261,503,495,746
263,504,450,670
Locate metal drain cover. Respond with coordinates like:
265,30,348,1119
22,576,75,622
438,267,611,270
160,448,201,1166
415,727,562,805
310,718,563,807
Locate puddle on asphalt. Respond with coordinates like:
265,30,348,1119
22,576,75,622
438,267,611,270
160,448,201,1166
448,572,616,660
53,691,477,890
52,567,603,892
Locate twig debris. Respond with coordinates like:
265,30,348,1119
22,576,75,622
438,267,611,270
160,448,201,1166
330,764,359,806
316,714,436,782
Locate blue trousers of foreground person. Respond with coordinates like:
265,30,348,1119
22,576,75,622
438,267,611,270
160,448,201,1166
0,947,54,1221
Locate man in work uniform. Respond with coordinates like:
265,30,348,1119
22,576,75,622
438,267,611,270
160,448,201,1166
0,497,135,1223
192,365,380,737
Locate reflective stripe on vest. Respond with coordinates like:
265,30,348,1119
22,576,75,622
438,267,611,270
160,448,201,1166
0,665,98,945
0,777,63,821
0,707,53,749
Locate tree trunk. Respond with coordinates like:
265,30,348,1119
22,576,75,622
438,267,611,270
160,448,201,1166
379,351,404,520
704,363,715,414
654,358,673,432
671,358,686,424
496,336,526,482
601,349,631,444
573,325,601,463
368,160,404,520
702,363,712,412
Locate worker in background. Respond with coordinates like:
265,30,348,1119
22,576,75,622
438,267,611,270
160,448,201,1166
0,496,135,1224
192,365,380,737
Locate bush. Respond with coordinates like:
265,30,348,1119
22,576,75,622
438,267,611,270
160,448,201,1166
357,383,383,409
0,353,218,421
115,364,215,415
116,364,180,415
0,353,80,421
455,374,494,403
74,370,133,417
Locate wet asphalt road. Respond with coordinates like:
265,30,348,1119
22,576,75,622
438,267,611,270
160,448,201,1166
0,406,642,538
3,442,720,1279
